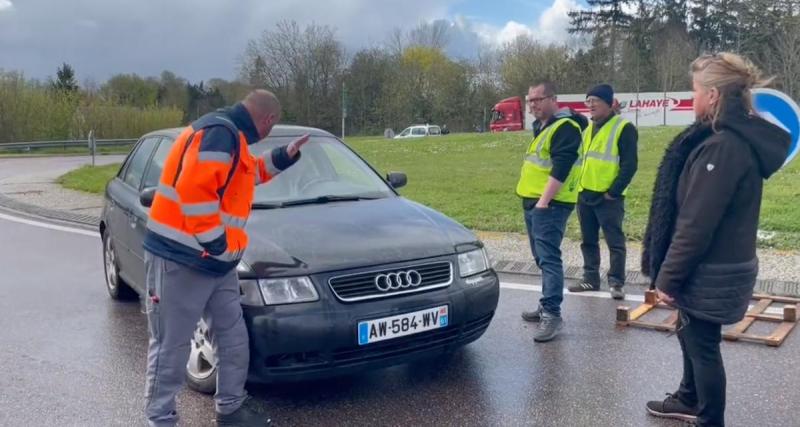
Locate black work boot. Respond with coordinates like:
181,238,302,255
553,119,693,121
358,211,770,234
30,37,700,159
610,284,625,300
521,305,544,322
532,311,563,342
646,393,698,424
216,397,273,426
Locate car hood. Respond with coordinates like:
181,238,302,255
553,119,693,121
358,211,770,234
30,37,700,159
242,197,478,277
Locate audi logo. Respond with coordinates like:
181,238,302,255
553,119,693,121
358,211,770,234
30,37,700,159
374,270,423,292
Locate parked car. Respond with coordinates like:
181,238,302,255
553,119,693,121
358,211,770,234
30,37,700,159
394,124,442,139
100,124,499,392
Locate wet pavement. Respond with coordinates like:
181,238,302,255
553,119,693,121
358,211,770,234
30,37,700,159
0,215,798,427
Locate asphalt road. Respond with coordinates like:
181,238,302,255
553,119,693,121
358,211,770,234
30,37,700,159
0,154,125,181
0,213,797,427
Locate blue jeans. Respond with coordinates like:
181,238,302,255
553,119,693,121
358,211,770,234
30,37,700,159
523,202,574,317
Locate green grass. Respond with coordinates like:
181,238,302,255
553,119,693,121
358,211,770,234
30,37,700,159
55,129,800,249
57,164,121,194
343,129,800,250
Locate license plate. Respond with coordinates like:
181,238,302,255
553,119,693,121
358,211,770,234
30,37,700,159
358,305,449,345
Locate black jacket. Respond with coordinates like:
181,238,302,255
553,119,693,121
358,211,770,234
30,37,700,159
642,97,790,324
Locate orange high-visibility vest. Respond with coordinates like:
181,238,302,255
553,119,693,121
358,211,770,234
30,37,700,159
146,113,281,272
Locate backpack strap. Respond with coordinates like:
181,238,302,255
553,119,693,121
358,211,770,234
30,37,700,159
174,113,242,199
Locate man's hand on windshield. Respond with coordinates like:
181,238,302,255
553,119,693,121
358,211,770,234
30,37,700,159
287,134,310,158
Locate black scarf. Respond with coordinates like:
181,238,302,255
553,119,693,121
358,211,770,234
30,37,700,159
641,122,713,286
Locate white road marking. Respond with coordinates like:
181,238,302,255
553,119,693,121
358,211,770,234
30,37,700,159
500,281,785,315
0,212,99,238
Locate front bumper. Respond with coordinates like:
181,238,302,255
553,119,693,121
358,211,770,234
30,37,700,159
243,268,499,384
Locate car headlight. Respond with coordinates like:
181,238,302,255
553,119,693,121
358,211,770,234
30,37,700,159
458,248,489,277
239,279,265,306
258,277,319,305
236,261,265,306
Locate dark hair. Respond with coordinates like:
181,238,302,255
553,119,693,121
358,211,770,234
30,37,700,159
531,80,557,97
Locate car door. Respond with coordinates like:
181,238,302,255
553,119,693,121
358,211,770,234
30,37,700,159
126,136,175,287
115,136,161,289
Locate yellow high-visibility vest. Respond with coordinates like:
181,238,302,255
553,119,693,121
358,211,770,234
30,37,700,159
579,115,630,195
516,117,582,203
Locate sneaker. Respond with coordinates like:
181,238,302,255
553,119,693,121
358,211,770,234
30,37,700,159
533,311,563,342
610,284,625,300
521,305,544,322
646,393,698,423
568,282,600,293
216,397,273,426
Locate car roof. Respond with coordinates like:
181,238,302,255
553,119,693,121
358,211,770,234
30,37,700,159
140,124,336,140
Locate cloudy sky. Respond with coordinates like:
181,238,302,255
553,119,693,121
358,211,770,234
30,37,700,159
0,0,583,83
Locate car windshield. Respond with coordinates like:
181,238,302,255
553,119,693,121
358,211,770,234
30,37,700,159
249,135,395,205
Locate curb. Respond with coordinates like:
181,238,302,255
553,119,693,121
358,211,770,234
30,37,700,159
1,189,799,299
0,193,100,228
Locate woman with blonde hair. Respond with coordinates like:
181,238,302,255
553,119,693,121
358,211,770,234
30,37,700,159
641,53,791,426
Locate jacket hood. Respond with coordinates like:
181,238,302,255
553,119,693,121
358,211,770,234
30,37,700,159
717,95,791,179
555,107,589,130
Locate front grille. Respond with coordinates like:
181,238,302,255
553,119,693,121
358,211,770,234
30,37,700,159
328,261,453,302
263,312,494,374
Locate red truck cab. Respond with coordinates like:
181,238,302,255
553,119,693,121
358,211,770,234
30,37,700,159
490,96,525,132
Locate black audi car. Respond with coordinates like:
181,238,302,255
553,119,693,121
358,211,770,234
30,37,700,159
100,124,499,392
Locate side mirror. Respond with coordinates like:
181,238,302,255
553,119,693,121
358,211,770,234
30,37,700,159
387,172,407,189
139,187,156,208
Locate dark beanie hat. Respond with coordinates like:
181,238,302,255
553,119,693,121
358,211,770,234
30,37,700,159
586,84,614,106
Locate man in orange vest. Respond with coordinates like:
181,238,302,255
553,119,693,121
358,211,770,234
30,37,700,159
142,90,308,427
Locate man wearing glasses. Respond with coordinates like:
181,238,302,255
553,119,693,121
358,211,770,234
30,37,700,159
516,81,586,342
568,84,638,300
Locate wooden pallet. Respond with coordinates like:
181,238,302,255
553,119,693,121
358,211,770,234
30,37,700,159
617,291,800,347
723,294,800,347
616,290,678,332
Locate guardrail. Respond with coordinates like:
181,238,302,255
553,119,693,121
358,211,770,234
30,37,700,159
0,139,137,152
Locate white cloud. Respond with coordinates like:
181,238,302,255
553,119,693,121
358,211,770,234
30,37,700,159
473,0,583,47
0,0,14,12
537,0,582,43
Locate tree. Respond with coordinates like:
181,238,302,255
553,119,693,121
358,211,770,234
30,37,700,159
102,74,160,108
772,17,800,100
240,20,346,133
157,71,189,111
52,63,78,93
652,23,696,91
569,0,637,84
344,48,395,134
499,36,572,98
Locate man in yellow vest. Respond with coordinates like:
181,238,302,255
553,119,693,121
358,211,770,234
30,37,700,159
516,81,586,342
569,84,638,300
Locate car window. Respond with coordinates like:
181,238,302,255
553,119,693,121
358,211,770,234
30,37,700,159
412,127,426,136
123,136,160,190
399,128,410,137
428,126,441,135
142,137,175,189
250,136,394,203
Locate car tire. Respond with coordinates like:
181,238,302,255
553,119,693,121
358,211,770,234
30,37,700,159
186,320,218,394
102,232,137,300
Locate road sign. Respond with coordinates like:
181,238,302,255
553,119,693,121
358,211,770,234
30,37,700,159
752,88,800,167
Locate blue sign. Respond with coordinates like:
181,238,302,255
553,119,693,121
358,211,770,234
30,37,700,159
752,88,800,167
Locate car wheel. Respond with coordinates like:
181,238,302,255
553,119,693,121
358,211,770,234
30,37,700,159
103,232,137,300
186,319,218,394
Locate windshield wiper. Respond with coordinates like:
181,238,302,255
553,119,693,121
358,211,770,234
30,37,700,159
279,195,380,207
251,202,283,209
